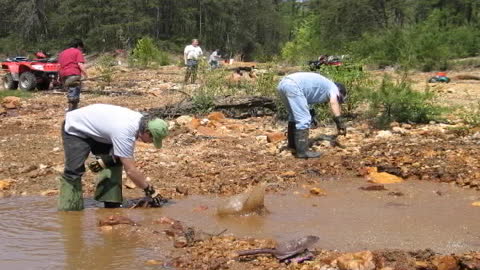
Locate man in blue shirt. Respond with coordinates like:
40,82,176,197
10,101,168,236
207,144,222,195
277,72,347,158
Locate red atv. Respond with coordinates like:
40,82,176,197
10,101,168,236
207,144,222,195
1,52,61,91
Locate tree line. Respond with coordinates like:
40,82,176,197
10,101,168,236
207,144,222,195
1,0,478,68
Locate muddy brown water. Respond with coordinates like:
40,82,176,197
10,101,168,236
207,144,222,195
1,178,480,269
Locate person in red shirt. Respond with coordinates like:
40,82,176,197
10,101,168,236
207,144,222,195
58,39,88,111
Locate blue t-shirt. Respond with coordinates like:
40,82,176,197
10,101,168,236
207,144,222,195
283,72,339,104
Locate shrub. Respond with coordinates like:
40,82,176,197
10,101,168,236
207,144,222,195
366,75,443,128
97,54,117,86
130,37,169,68
319,63,372,116
459,102,480,127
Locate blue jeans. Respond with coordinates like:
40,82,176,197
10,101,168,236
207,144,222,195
185,59,198,83
277,78,311,130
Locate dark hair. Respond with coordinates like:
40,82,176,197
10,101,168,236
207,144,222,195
69,39,84,49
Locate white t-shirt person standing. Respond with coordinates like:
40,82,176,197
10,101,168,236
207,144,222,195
183,39,203,84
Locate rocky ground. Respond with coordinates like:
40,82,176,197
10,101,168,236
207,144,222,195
1,64,480,269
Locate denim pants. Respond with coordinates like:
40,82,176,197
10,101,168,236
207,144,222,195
277,78,312,130
184,59,198,83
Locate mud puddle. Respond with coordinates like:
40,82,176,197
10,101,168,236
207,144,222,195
1,178,480,269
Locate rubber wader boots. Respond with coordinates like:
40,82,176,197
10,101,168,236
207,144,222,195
94,165,123,208
287,122,296,149
294,129,321,159
58,176,84,211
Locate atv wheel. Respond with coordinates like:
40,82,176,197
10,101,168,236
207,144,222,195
3,73,18,90
19,72,37,91
37,78,50,90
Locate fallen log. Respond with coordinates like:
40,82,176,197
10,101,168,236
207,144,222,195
148,95,277,119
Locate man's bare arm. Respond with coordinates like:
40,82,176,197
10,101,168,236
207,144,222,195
120,157,149,189
78,63,88,79
329,98,342,117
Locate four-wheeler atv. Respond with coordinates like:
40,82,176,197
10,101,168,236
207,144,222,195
1,52,61,91
308,55,343,71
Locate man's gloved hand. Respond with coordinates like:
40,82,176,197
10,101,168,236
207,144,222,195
88,158,106,173
143,184,168,207
88,155,120,173
333,116,347,136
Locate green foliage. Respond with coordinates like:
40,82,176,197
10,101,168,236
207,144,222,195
366,75,443,127
0,90,32,99
281,16,320,64
351,10,480,71
459,102,480,127
97,55,117,86
190,64,283,114
319,63,372,115
130,37,169,68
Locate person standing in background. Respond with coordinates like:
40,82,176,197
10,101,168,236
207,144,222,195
58,39,88,111
183,39,203,84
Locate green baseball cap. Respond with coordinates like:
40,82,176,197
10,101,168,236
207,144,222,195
147,118,168,148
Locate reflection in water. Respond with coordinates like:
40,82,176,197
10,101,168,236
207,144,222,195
59,209,141,270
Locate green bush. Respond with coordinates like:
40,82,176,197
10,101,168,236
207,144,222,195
351,10,480,71
366,75,443,128
459,102,480,127
319,63,371,116
97,54,117,86
130,37,169,68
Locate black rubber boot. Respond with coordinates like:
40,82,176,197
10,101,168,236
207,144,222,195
287,122,296,149
294,129,321,159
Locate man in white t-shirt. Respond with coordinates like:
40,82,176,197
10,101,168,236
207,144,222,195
59,104,169,211
183,39,203,84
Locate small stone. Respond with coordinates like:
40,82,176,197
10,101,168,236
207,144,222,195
255,135,268,143
20,164,38,174
145,260,162,265
392,127,408,135
2,96,21,109
281,171,297,178
335,251,375,270
99,225,113,232
310,187,327,196
207,112,226,122
432,255,459,270
187,118,201,130
175,186,189,195
0,179,14,190
41,189,59,196
176,115,194,126
266,132,286,143
376,130,393,139
98,215,136,227
124,179,136,189
471,201,480,207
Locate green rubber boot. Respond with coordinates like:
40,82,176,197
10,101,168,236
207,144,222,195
58,176,84,211
94,165,123,206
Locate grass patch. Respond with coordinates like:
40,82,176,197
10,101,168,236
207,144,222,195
0,90,32,99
